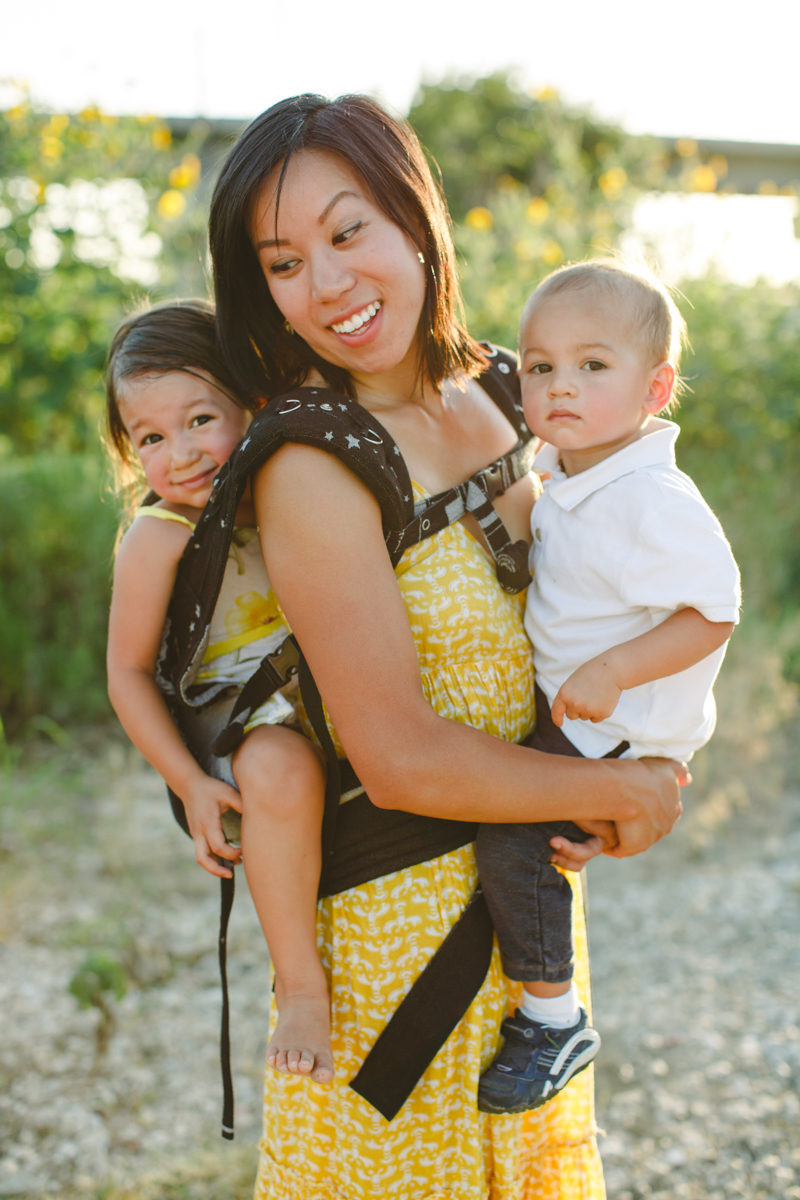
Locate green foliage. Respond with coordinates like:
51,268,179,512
68,951,127,1011
673,276,800,615
0,453,119,732
0,95,211,455
409,73,669,346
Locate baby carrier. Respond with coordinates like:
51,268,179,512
157,346,536,1136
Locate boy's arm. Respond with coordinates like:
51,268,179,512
551,608,735,727
107,518,242,877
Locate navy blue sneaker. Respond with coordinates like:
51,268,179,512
477,1005,600,1114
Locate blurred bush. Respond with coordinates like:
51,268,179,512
0,454,119,733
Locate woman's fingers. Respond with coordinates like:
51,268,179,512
572,817,618,849
549,834,607,872
607,756,684,858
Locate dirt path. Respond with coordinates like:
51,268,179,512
1,740,798,1197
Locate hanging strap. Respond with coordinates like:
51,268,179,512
217,862,236,1139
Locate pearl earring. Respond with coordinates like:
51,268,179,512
417,251,426,265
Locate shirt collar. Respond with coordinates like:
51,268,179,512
534,419,680,512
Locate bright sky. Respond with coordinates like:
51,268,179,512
3,0,800,144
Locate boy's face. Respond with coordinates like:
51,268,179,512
519,291,674,475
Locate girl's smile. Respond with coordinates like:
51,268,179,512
118,370,251,509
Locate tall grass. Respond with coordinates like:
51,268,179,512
0,453,120,735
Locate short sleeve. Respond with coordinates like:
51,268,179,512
619,483,741,624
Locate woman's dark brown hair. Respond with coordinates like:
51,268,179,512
209,94,488,405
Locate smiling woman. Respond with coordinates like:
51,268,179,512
207,94,684,1200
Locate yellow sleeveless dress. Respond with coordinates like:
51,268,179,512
254,489,605,1200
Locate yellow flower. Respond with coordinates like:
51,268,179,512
152,124,172,151
496,174,522,193
536,86,559,102
526,197,549,224
169,154,202,189
542,239,563,266
675,138,697,158
79,105,102,123
47,114,69,135
598,167,627,200
224,591,281,639
40,136,63,163
709,155,728,180
157,190,186,219
689,165,718,193
465,206,493,231
758,179,779,196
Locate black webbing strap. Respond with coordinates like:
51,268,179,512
217,861,236,1139
296,654,342,879
349,886,494,1121
293,662,495,1120
211,637,300,758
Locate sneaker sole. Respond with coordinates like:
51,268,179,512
477,1034,601,1115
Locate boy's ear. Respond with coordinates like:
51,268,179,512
644,362,675,415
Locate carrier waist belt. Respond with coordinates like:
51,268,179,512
321,759,493,1123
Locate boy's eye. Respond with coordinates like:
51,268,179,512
332,221,362,246
582,360,607,372
140,433,162,446
529,362,552,375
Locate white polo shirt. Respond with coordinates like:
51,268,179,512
524,419,741,760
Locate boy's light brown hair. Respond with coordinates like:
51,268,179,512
522,257,688,401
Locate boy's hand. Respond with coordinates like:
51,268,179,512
549,818,618,871
551,658,623,727
181,774,243,879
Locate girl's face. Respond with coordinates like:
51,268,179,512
118,370,250,508
251,150,427,381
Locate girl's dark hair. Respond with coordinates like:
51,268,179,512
209,93,488,405
106,298,242,471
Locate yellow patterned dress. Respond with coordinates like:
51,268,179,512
255,488,605,1200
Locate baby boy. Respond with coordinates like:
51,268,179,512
476,258,741,1114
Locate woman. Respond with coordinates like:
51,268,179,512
209,94,683,1200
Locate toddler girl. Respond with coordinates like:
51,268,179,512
105,300,333,1084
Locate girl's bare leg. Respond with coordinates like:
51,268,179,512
232,725,333,1084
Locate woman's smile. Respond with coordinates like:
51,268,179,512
252,150,426,382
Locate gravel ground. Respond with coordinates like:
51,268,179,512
1,735,799,1198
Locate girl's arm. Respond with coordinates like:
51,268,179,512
107,517,242,878
551,609,736,727
255,446,685,857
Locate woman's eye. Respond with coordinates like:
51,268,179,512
333,221,362,246
140,433,162,446
583,360,607,372
529,363,552,375
270,257,300,275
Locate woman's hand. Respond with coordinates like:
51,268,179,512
181,773,243,879
603,756,690,858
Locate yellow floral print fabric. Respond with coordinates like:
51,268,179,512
255,496,605,1200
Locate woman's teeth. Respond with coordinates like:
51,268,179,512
331,301,381,335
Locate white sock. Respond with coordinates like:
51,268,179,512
521,982,580,1028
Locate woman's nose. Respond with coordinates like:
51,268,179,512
310,248,356,303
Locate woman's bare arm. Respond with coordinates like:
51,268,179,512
108,517,242,877
255,445,685,856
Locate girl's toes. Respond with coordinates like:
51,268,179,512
287,1049,301,1073
298,1051,315,1075
311,1052,335,1084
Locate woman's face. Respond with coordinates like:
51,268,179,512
251,150,427,379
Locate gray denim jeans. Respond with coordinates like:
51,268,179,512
475,684,628,983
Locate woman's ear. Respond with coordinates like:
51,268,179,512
644,361,676,415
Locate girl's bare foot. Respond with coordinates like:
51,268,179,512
267,988,334,1084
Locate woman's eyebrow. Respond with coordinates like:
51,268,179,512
255,190,358,250
318,189,358,224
